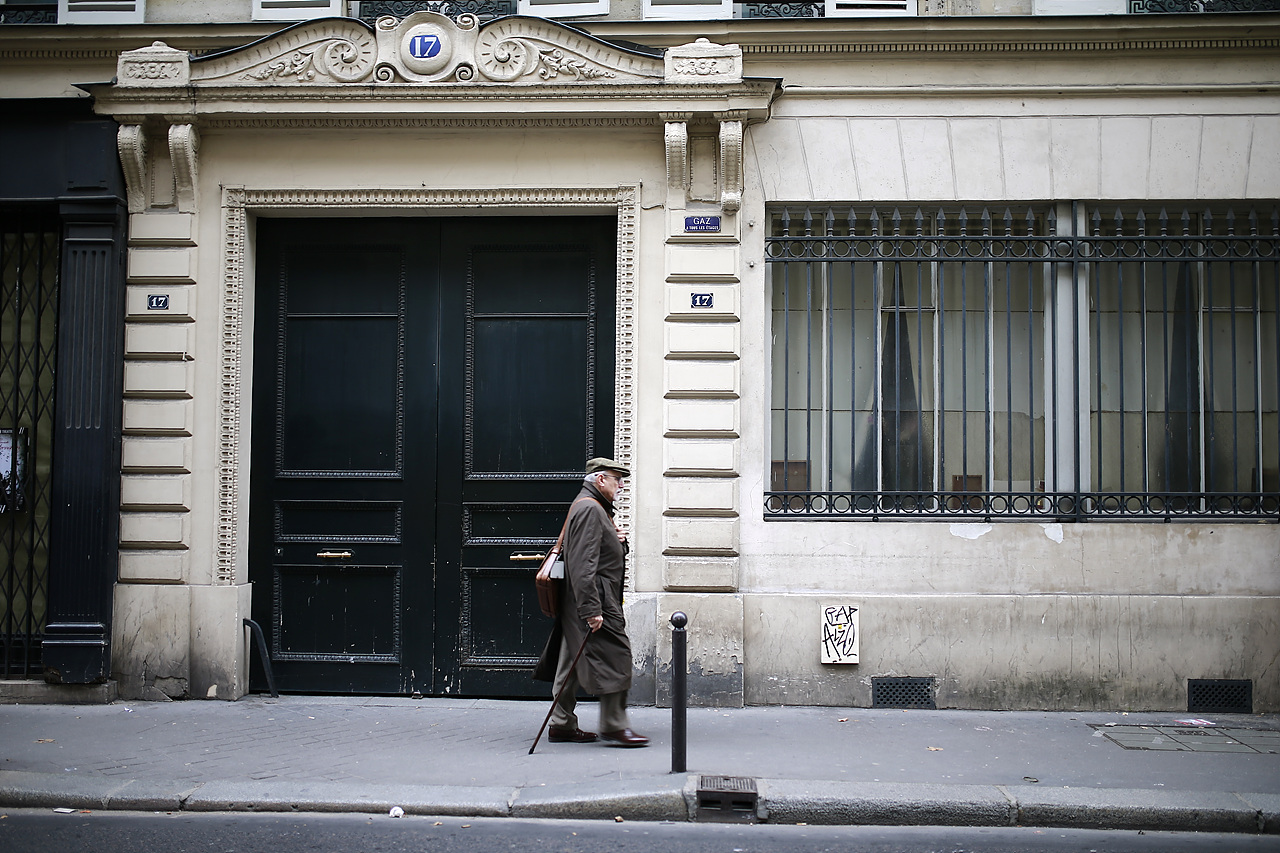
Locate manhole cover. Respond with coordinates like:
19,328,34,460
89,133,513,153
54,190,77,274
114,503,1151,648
1090,724,1280,753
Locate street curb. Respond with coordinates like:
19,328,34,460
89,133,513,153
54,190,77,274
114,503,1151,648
183,780,513,817
757,779,1013,827
0,770,1275,833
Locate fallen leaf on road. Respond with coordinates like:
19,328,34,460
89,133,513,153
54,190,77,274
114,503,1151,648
433,822,443,826
926,746,943,751
35,739,54,744
837,718,849,722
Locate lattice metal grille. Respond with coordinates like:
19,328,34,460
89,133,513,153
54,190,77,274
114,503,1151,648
0,224,59,678
696,775,758,823
1188,679,1253,714
871,676,936,709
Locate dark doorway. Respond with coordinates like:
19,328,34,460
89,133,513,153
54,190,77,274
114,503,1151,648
250,216,616,696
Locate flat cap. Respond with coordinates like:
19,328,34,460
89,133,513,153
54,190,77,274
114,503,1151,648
585,457,630,478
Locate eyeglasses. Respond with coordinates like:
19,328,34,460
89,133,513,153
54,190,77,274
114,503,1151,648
599,473,625,484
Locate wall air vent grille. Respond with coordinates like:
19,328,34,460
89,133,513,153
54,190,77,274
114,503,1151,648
1188,679,1252,714
871,676,936,709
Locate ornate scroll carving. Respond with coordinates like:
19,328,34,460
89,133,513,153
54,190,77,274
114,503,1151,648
662,114,691,195
473,16,661,84
194,20,378,84
168,123,200,214
718,116,744,214
182,12,663,86
117,124,148,213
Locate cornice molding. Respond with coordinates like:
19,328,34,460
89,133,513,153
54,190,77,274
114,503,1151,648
777,82,1280,98
85,15,776,124
742,36,1280,56
236,186,630,208
200,116,664,129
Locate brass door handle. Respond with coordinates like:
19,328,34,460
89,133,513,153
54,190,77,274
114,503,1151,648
510,553,547,562
317,550,353,559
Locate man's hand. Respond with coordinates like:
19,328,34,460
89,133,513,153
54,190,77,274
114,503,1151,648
587,615,604,632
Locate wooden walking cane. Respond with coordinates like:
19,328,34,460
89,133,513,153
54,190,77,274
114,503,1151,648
529,626,591,755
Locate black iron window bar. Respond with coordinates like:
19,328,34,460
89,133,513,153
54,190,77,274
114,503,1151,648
765,203,1280,521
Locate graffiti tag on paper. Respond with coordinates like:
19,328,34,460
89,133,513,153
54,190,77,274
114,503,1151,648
821,604,859,664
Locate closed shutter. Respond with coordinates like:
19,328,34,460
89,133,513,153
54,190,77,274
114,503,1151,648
58,0,145,23
642,0,731,20
517,0,609,17
253,0,344,21
1033,0,1125,12
824,0,915,16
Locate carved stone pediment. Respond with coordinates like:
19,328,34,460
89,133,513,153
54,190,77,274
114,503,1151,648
184,13,665,86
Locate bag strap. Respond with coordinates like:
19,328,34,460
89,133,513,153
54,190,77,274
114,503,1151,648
552,496,598,554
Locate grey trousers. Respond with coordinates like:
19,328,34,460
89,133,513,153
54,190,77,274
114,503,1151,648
548,632,630,733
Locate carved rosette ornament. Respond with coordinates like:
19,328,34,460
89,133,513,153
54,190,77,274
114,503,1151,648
663,38,743,85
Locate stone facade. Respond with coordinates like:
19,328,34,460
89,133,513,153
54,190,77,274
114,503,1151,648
2,7,1276,709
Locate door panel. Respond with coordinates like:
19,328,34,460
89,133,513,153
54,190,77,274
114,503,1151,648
251,216,615,697
439,218,616,697
251,219,432,695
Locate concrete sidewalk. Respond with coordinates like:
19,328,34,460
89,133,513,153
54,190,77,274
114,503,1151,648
0,695,1276,834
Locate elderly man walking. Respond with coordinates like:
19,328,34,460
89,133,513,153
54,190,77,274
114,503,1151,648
534,458,648,747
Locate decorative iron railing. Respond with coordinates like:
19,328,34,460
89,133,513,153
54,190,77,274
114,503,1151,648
766,203,1280,521
357,0,517,21
0,1,56,24
1129,0,1280,12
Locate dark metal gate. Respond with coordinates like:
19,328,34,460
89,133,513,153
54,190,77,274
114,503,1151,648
0,221,60,678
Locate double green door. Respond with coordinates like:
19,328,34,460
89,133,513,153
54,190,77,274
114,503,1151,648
249,216,616,696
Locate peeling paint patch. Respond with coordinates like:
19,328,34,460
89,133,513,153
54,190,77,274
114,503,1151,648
1040,523,1064,544
949,523,992,540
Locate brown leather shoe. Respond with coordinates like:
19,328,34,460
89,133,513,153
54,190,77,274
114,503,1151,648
600,728,649,747
548,726,598,743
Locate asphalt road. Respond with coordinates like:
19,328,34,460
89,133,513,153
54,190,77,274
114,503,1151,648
2,810,1277,853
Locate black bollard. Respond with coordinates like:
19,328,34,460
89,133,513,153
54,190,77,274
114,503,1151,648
670,611,688,773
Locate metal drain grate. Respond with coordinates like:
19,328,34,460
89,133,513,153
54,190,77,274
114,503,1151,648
872,676,936,709
696,775,758,823
1188,679,1253,714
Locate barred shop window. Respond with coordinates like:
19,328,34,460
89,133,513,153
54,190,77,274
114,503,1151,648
765,203,1279,521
